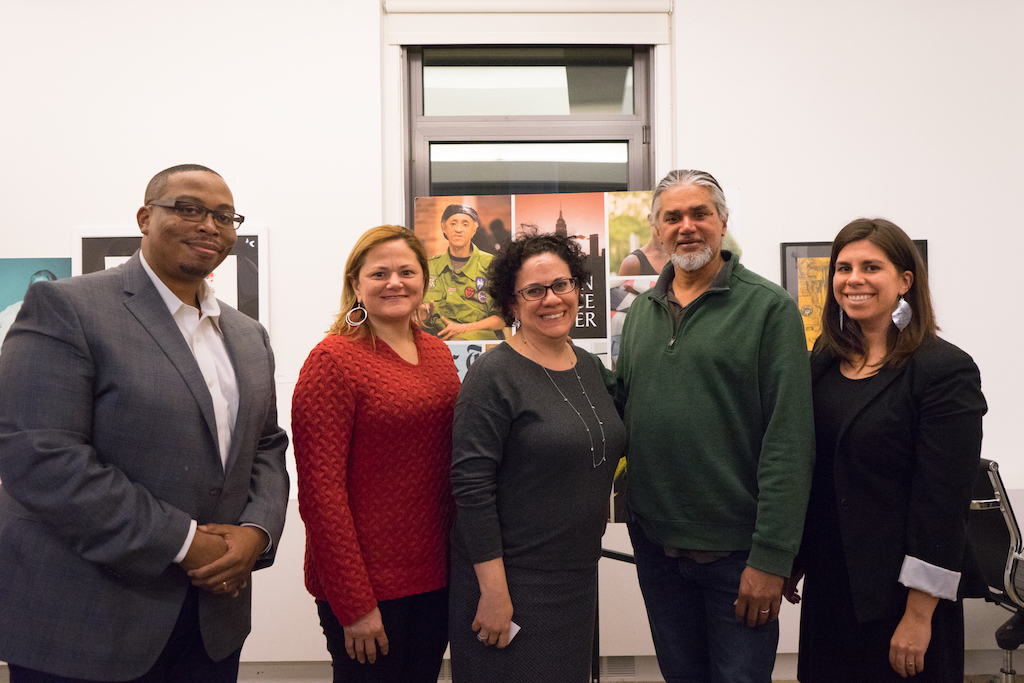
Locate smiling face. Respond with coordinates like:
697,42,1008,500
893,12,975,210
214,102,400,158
352,238,426,327
137,170,237,302
442,213,478,256
510,252,578,343
833,239,913,335
654,183,728,273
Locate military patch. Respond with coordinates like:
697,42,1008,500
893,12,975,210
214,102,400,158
476,277,485,290
428,276,437,289
477,291,487,303
464,287,476,299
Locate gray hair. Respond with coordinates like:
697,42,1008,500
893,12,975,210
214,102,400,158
651,170,729,224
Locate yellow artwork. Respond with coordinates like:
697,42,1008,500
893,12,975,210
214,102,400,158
797,257,830,350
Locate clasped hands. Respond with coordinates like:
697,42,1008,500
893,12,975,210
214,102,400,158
180,523,267,598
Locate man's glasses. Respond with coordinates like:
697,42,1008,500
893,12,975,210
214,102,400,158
515,277,579,301
148,200,245,230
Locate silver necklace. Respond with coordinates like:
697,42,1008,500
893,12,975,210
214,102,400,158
542,362,607,469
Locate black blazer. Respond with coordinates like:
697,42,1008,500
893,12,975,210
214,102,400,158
810,336,986,623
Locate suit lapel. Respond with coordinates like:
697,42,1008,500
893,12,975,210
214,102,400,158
218,309,255,475
120,255,221,466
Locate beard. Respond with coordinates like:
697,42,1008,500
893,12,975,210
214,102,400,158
670,245,713,272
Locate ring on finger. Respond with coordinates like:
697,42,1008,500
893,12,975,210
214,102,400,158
477,633,486,642
759,609,770,614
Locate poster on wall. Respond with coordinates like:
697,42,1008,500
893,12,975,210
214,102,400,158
0,258,73,354
413,195,511,342
780,240,928,351
72,226,269,326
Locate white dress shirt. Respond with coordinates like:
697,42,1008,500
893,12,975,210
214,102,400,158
139,253,243,563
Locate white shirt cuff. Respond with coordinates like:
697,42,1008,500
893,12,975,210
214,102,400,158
241,522,273,554
898,554,960,600
173,519,199,564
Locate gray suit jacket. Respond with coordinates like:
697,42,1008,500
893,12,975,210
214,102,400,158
0,253,290,680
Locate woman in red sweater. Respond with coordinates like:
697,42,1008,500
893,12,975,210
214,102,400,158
292,225,461,682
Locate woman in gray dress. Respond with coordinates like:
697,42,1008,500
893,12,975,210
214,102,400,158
448,233,626,682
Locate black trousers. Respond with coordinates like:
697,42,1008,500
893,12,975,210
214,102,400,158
10,586,242,683
317,587,449,683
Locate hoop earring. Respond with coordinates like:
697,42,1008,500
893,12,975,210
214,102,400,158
346,303,368,327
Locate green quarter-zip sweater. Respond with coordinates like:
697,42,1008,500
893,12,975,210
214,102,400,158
617,251,815,577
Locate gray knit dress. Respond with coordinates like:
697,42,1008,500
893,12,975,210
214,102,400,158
449,343,625,682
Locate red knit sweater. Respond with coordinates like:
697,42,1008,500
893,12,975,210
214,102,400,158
291,329,459,625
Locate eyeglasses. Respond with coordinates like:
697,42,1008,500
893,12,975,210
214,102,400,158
515,277,579,301
148,199,245,230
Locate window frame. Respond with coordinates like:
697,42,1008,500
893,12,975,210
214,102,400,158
405,45,653,226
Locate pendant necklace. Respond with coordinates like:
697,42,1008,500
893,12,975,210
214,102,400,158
540,350,607,468
518,331,607,467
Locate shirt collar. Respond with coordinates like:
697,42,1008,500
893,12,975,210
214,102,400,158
439,244,480,273
139,251,222,323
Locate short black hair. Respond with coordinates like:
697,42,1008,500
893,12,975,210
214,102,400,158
144,164,221,204
487,233,589,326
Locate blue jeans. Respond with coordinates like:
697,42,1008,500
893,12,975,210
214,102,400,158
627,516,779,683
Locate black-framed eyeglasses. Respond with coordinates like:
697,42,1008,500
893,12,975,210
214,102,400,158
515,277,579,301
148,199,245,230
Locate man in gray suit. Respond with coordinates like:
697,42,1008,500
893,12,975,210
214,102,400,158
0,165,290,682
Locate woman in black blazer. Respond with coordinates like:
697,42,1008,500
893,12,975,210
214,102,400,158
787,219,986,682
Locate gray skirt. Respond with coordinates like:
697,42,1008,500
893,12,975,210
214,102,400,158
448,552,598,683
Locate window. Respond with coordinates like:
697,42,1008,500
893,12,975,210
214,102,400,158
407,45,652,219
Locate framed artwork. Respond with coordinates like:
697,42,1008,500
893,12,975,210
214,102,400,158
0,257,73,353
72,225,269,325
781,240,928,351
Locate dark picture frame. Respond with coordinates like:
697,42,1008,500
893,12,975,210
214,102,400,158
73,227,268,324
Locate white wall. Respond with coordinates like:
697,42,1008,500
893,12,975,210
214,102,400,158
1,0,1022,674
0,0,386,382
671,0,1024,480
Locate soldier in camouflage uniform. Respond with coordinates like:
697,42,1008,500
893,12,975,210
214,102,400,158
422,205,504,341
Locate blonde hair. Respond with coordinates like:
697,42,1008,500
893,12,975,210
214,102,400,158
327,226,429,342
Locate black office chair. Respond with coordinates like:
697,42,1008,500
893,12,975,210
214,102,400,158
966,458,1024,682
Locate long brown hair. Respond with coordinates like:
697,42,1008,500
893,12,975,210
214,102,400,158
814,218,937,368
327,225,429,342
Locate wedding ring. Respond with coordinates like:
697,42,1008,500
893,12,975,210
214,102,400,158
759,609,770,614
477,633,486,642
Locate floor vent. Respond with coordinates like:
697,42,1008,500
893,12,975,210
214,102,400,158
600,655,637,680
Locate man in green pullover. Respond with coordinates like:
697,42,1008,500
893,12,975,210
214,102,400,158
617,170,814,683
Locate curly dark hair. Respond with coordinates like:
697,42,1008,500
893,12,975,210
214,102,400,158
487,233,590,326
